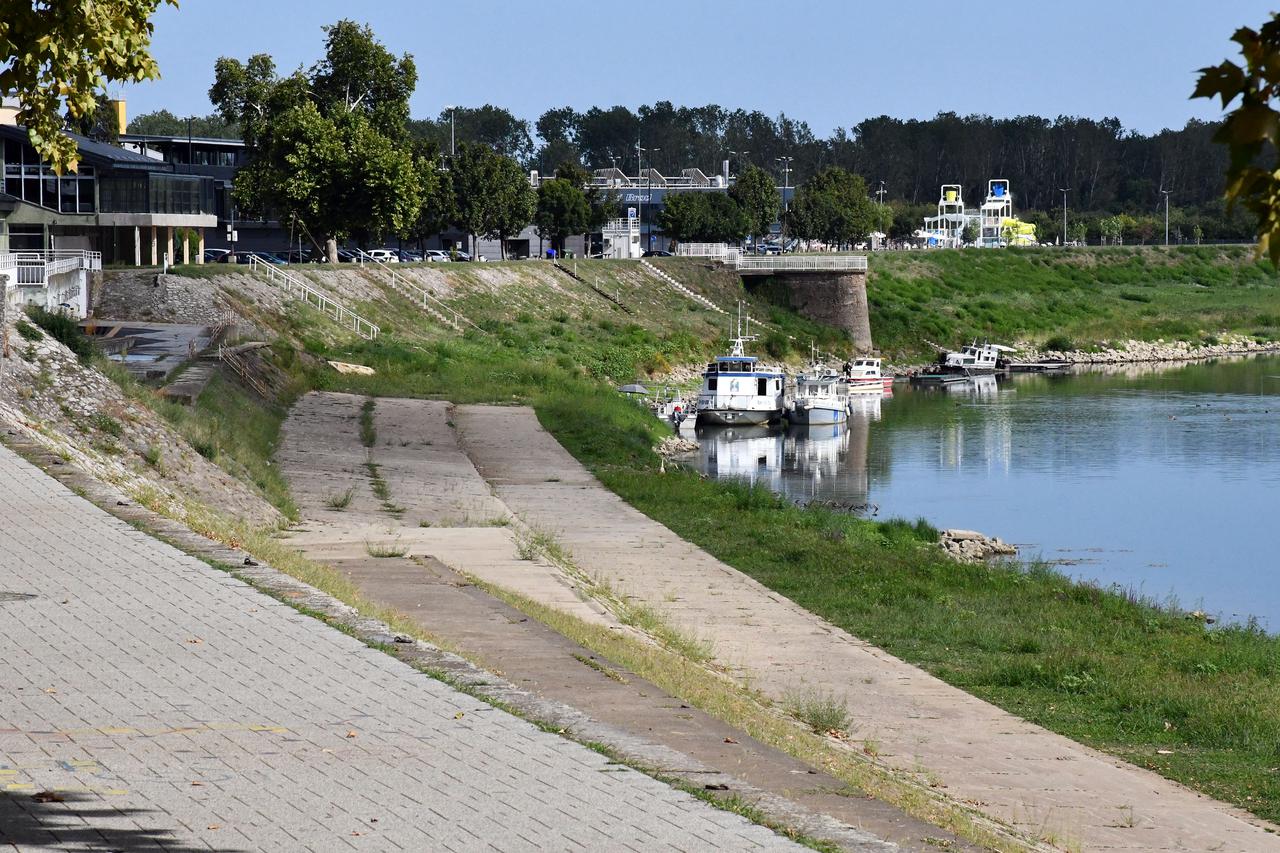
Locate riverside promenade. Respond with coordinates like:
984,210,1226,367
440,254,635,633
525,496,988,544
0,442,802,852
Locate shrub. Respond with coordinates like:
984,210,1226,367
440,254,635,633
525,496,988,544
14,320,41,342
25,306,93,362
89,411,123,437
1042,334,1075,352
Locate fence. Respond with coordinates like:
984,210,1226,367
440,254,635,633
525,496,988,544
733,254,868,272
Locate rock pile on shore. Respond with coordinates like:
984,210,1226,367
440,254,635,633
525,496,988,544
1027,334,1280,365
939,529,1017,563
655,435,699,457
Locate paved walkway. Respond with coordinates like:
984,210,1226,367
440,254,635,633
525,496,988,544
452,405,1280,852
276,392,947,852
0,442,802,852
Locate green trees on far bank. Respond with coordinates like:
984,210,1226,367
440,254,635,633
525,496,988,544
786,168,877,247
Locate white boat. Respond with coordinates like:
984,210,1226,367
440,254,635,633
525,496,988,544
912,341,1015,385
696,322,785,427
846,357,894,395
789,367,850,425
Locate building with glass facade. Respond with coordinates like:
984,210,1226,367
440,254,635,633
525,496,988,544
0,125,218,264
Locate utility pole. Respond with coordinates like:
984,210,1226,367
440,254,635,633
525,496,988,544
1161,189,1171,246
637,143,658,255
1059,188,1070,246
444,105,456,156
728,149,748,178
877,180,886,207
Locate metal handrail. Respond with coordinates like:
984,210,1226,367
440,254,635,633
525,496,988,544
352,250,473,331
247,256,379,340
734,254,868,272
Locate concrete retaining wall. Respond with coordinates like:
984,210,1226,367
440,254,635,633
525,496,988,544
774,270,872,351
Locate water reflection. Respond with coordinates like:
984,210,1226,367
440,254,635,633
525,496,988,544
697,397,882,507
688,355,1280,628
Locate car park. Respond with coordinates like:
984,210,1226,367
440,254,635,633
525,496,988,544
423,250,450,262
203,248,230,263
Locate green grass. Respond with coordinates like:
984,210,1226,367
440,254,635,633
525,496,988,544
868,245,1280,358
533,388,1280,824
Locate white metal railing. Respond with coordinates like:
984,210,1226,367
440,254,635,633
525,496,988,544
733,254,868,272
676,243,732,258
247,256,379,340
352,250,472,332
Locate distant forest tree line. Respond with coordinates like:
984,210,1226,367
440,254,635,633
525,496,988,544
126,100,1247,243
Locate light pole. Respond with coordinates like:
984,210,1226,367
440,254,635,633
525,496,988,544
444,105,456,156
1058,188,1070,246
776,156,793,238
728,149,748,179
876,180,886,207
1161,189,1171,246
637,144,659,254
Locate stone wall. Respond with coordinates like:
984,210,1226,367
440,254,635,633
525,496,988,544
774,270,873,351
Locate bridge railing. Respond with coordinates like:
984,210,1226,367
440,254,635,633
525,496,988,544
733,254,867,272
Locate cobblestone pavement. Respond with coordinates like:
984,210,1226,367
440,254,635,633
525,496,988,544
0,443,802,852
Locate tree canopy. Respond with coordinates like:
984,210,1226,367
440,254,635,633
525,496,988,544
210,21,419,260
657,192,750,245
786,168,877,246
127,109,240,138
535,178,591,254
449,142,535,258
729,164,781,239
0,0,174,171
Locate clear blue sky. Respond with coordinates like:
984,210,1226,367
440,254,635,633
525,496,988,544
120,0,1271,137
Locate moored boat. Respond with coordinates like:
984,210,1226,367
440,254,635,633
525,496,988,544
845,357,894,395
789,367,849,425
911,341,1014,385
695,327,785,427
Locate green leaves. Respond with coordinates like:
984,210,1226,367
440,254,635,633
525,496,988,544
0,0,175,172
728,165,781,239
786,168,877,246
1193,12,1280,266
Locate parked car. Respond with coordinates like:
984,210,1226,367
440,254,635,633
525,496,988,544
755,242,782,255
423,250,451,262
202,248,230,263
366,248,399,263
642,249,673,258
395,249,422,262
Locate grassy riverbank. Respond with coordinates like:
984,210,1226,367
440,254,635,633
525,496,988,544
867,245,1280,358
110,253,1280,825
535,383,1280,824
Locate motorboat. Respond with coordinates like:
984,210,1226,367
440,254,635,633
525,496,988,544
695,321,785,427
789,366,850,425
911,341,1015,385
846,357,894,395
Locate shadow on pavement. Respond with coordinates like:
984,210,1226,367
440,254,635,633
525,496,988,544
0,789,241,853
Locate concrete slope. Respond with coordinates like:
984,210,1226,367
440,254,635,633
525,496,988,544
452,404,1280,853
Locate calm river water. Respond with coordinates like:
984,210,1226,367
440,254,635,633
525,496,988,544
689,355,1280,628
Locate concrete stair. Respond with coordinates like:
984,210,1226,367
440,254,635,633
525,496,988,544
639,259,726,315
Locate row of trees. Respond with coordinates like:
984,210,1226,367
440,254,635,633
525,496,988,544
207,21,615,260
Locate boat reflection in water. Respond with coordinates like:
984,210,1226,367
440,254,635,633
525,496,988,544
696,396,882,508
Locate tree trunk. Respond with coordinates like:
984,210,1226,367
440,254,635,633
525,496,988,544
326,237,338,265
500,233,507,260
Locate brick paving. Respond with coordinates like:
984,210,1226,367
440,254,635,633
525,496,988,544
0,443,801,852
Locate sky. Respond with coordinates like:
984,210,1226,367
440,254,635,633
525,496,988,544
120,0,1272,138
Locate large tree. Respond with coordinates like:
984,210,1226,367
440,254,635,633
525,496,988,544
729,164,780,240
786,168,877,247
656,192,750,245
534,178,591,255
210,21,419,261
0,0,175,171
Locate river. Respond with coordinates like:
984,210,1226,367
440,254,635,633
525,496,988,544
688,355,1280,629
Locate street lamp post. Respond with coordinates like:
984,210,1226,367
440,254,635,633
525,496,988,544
877,180,886,207
1058,188,1070,246
636,144,659,254
1161,189,1171,246
444,105,456,156
776,156,793,238
728,150,748,179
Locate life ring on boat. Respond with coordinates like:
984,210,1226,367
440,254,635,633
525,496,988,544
730,380,740,393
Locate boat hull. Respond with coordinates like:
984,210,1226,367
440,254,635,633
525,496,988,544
696,408,781,427
788,405,847,425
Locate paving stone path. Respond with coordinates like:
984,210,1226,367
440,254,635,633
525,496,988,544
0,441,802,852
452,405,1280,853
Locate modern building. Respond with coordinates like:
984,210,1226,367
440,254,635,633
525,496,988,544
0,123,218,263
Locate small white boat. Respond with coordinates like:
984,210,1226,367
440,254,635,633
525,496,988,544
912,341,1015,385
789,367,849,425
696,319,785,427
846,357,894,395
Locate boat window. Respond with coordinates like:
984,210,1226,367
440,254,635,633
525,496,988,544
707,363,717,373
757,377,767,396
707,377,717,391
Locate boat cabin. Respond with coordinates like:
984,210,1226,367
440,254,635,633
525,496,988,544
703,356,784,398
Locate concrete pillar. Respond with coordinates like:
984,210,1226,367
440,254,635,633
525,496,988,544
775,270,874,353
197,228,205,264
149,226,157,266
182,229,190,265
133,226,141,266
165,226,174,268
